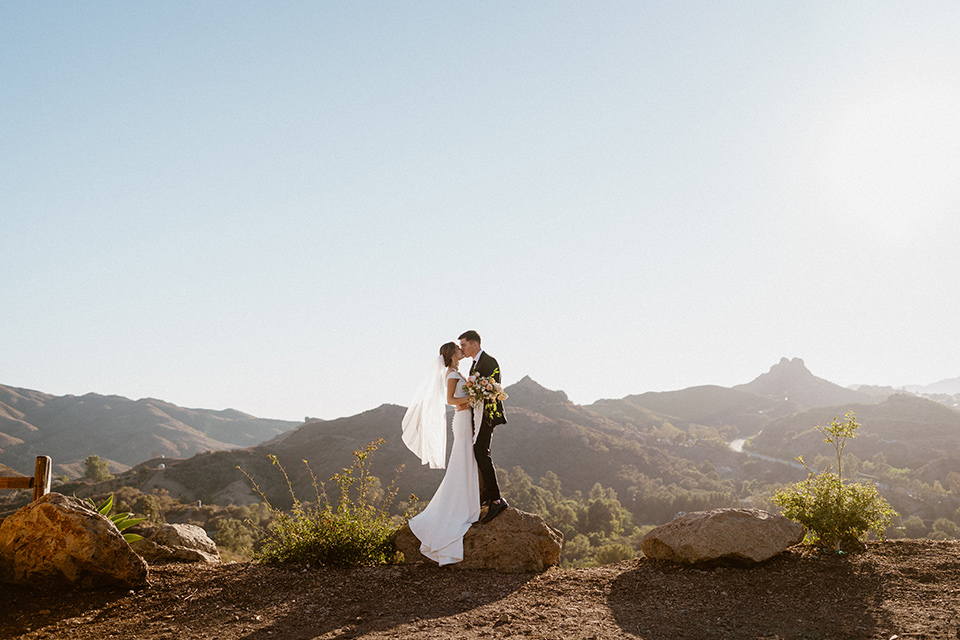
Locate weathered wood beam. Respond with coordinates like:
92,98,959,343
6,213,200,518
34,455,52,501
0,477,32,489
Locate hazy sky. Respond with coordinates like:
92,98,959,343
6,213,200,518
3,2,959,421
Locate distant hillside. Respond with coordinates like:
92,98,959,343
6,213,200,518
0,462,22,477
748,393,960,469
906,375,960,396
9,358,960,530
734,357,875,408
0,384,299,477
590,384,801,437
76,376,747,526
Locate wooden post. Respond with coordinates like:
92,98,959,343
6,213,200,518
0,456,52,501
33,455,52,501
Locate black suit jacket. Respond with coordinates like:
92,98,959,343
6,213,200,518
470,351,507,428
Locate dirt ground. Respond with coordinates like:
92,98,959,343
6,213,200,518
2,540,959,640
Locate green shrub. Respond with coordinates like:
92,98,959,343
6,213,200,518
239,439,408,567
930,518,960,540
214,517,260,554
84,455,113,482
773,411,897,550
773,470,896,549
593,543,636,565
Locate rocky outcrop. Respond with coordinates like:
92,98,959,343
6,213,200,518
0,492,148,589
733,357,871,408
129,523,221,564
641,508,804,564
395,507,563,573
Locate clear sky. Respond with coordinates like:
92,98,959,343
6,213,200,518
2,2,959,421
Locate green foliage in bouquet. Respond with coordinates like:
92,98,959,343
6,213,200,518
773,411,897,550
239,439,410,567
464,368,508,421
87,493,146,543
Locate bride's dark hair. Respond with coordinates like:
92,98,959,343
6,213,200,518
439,342,458,368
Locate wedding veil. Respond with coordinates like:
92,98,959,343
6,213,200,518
401,354,448,469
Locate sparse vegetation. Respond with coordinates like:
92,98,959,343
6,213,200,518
6,377,958,562
773,411,897,549
239,439,408,566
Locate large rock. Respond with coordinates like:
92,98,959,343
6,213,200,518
396,507,563,573
0,493,148,589
129,523,221,564
641,508,804,564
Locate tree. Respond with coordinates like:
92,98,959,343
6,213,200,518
930,518,959,540
899,516,927,539
215,518,258,553
501,467,553,516
585,498,624,538
594,543,636,565
140,493,165,523
84,455,113,482
561,534,592,567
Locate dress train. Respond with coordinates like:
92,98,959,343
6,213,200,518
407,408,480,565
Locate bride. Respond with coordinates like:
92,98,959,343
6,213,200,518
401,341,480,565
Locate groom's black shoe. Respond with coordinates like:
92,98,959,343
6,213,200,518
481,499,508,524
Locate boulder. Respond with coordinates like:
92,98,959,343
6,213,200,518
641,508,804,565
0,492,148,589
129,523,221,564
396,507,563,573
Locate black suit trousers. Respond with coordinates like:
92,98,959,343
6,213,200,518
471,351,506,503
473,418,500,503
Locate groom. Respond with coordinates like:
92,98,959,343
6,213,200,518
459,330,509,524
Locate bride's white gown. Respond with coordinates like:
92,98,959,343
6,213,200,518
408,371,480,565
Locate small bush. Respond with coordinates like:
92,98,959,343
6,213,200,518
774,471,896,549
239,439,408,567
773,411,897,550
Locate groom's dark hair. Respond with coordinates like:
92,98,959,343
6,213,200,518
458,330,481,344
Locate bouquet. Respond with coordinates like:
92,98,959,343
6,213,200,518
463,371,508,421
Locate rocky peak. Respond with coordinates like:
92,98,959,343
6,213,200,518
764,357,813,382
734,357,870,408
505,376,570,409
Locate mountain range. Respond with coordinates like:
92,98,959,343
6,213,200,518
0,384,299,478
903,375,960,396
5,357,955,529
3,357,959,528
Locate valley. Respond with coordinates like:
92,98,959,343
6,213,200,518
3,357,960,566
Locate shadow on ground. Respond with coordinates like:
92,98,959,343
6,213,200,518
607,551,892,640
1,562,534,640
0,584,129,635
228,563,535,640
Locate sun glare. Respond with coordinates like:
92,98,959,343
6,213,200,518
808,61,960,243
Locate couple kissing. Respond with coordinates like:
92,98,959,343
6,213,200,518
401,330,509,566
